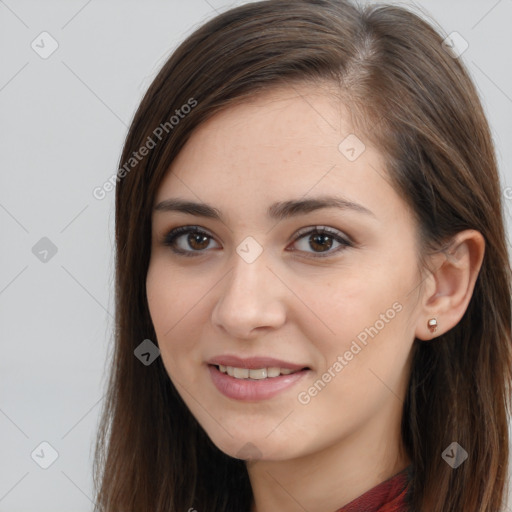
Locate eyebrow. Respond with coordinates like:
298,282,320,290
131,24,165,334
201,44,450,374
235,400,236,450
153,195,375,221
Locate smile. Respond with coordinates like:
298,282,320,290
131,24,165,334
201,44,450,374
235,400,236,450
216,364,301,379
207,364,310,401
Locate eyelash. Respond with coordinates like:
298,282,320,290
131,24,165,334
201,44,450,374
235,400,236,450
161,225,354,258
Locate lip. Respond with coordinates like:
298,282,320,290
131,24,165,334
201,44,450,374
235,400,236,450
207,364,310,401
207,354,308,371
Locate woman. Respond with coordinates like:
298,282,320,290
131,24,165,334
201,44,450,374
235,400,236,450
93,1,512,511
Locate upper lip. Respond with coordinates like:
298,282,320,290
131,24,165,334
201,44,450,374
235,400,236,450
207,355,308,370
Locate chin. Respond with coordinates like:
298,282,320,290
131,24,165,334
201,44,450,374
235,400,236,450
204,427,300,462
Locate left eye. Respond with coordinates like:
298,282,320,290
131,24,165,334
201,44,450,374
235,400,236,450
289,226,352,257
162,225,352,258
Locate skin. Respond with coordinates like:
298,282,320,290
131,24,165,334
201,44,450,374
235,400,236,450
146,83,485,512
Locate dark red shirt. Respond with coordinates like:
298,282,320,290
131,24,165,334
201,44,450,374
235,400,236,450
336,465,413,512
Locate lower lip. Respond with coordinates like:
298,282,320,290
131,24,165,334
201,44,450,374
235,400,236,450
207,364,309,401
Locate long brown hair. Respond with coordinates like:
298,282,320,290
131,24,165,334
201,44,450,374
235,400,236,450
93,1,512,510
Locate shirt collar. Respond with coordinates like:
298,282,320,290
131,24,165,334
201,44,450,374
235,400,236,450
336,465,413,512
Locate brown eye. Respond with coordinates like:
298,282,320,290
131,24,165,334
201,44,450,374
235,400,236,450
290,226,352,257
309,233,334,252
163,226,219,256
162,225,352,259
187,232,210,250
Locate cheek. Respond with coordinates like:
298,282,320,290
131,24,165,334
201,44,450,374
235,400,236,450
146,261,205,371
147,260,202,334
294,275,407,361
295,242,416,343
293,262,416,403
293,307,412,437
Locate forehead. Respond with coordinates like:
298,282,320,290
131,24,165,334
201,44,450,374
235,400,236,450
154,84,402,224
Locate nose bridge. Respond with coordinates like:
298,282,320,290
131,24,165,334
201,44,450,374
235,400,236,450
212,247,286,338
229,249,269,300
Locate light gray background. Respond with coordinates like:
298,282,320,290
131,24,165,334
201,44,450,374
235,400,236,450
1,0,511,510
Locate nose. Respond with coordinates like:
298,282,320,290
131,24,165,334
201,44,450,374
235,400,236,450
211,251,287,340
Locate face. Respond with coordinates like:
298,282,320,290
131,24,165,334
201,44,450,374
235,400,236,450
146,83,423,462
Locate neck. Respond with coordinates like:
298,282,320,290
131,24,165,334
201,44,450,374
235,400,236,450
247,405,411,512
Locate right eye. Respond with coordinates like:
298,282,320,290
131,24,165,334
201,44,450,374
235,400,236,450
163,226,220,257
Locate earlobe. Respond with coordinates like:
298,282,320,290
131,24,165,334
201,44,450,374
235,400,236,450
415,229,485,341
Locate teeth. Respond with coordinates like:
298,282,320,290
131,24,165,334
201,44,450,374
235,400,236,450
249,368,267,379
217,365,302,380
233,367,249,378
267,367,281,377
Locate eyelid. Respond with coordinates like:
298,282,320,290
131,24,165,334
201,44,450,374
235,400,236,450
285,225,353,258
290,225,354,245
161,225,220,257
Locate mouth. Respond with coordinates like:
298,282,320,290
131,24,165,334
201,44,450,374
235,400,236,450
206,358,311,401
211,364,309,380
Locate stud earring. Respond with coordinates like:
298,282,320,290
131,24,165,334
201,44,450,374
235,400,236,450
427,318,438,333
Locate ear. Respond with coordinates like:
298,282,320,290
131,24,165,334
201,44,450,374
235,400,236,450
415,229,485,341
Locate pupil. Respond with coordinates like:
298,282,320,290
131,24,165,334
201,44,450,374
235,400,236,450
189,233,209,250
310,234,332,252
